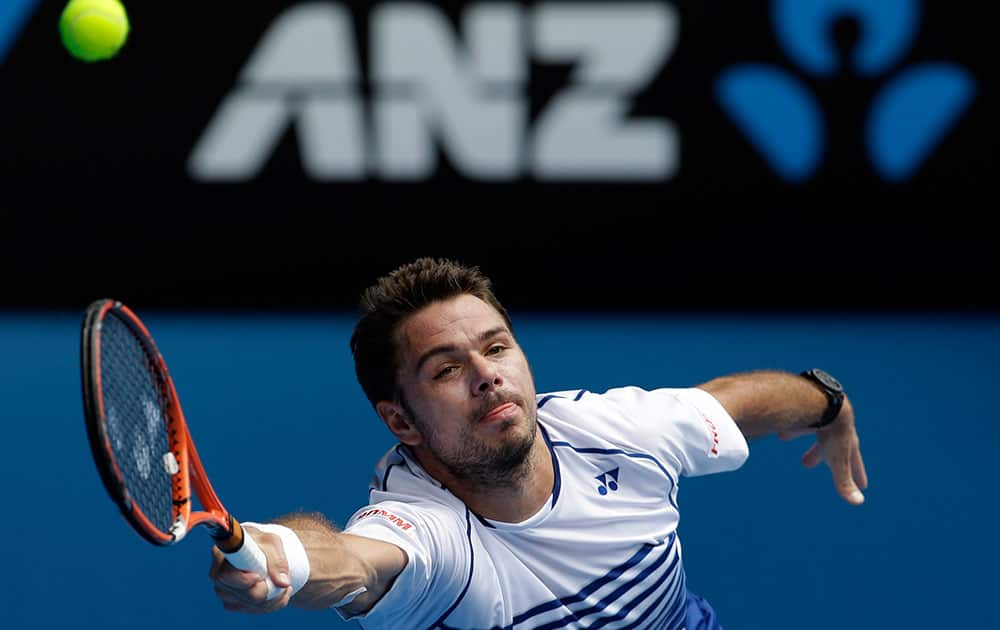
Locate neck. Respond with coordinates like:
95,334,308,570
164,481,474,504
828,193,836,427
417,427,554,523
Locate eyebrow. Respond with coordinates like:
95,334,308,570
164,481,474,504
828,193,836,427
414,326,510,373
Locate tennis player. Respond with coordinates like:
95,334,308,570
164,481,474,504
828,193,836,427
210,258,867,629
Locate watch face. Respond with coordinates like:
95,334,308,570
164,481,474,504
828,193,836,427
812,369,843,392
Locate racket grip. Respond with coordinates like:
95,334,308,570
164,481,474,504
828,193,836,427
222,524,284,600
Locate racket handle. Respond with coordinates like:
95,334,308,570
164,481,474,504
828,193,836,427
221,520,284,600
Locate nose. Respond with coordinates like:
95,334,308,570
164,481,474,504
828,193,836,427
471,355,503,395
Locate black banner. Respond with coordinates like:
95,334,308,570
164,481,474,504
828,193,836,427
1,1,993,310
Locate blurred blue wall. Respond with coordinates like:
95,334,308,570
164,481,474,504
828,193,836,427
1,312,996,628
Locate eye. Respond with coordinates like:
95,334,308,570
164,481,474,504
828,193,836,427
487,344,506,355
434,365,458,380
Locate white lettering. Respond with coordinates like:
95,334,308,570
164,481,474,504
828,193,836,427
531,3,679,178
188,4,363,181
188,2,679,182
372,3,524,178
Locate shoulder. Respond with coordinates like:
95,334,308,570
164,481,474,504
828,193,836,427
536,386,690,436
536,386,690,410
538,386,722,421
342,505,477,627
355,446,472,548
343,501,476,627
536,386,745,471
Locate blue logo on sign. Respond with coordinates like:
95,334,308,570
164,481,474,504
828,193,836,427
716,0,976,182
1,0,39,65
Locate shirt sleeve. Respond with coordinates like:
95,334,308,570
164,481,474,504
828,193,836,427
601,386,749,477
339,500,472,628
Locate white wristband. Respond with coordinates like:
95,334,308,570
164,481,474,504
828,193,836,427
242,522,311,596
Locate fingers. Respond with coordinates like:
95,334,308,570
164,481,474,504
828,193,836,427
852,445,869,491
208,546,225,582
807,428,868,505
830,447,865,505
258,532,291,589
210,530,292,614
800,397,868,506
801,442,822,468
818,427,865,505
216,583,292,614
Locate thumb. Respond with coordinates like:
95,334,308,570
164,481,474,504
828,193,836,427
261,533,291,589
272,567,291,590
245,527,291,590
801,442,822,468
271,565,291,590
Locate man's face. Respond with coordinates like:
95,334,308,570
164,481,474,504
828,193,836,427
391,294,538,486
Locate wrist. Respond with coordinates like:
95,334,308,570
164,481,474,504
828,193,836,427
799,368,845,429
816,396,853,432
243,522,311,595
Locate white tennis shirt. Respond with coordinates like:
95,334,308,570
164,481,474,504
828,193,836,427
341,386,749,629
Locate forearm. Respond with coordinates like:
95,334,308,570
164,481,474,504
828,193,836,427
698,369,868,505
273,512,406,615
698,369,845,440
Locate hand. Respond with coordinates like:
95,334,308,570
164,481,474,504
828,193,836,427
787,398,868,505
209,526,294,613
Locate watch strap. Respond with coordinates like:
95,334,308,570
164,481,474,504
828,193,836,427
800,369,844,429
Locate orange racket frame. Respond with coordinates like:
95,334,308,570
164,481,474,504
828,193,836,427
82,300,277,594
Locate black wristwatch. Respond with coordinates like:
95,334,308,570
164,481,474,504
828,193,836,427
800,369,845,429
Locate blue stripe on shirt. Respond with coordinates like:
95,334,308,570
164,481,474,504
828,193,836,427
509,534,675,628
430,509,475,630
530,539,680,630
587,545,683,630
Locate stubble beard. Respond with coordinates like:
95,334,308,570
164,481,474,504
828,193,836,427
408,394,538,490
444,416,536,489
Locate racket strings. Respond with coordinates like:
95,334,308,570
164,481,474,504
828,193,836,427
99,313,176,534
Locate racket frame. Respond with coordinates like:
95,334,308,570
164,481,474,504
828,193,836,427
81,299,245,551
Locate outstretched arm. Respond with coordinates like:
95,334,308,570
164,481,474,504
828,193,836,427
698,370,868,505
210,512,407,617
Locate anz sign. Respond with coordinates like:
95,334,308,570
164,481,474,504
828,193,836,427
189,0,976,184
189,2,680,182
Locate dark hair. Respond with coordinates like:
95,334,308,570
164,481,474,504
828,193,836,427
350,258,513,407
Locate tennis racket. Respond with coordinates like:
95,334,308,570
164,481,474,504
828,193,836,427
81,299,281,598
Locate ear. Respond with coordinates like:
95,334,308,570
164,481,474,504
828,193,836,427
376,400,422,446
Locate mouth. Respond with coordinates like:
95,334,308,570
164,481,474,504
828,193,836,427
480,401,519,424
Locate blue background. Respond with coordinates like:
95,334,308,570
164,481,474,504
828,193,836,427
1,311,997,628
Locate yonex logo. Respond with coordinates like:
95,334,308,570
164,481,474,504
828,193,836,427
716,0,976,182
0,0,39,65
595,467,620,496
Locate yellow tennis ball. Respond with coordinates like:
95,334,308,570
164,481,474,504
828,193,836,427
59,0,130,62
